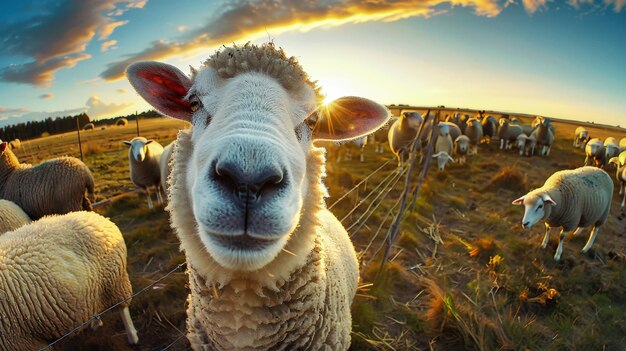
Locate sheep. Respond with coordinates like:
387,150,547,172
512,166,613,261
126,42,391,350
619,137,626,154
524,134,537,156
123,136,165,209
497,118,523,150
0,211,139,350
388,111,422,166
584,138,606,168
532,117,554,156
116,118,129,126
439,121,462,142
0,199,30,234
8,138,20,150
83,122,95,130
516,134,529,156
608,151,626,210
463,117,483,155
454,135,470,165
446,112,467,134
604,137,620,161
573,126,589,148
0,142,95,220
432,123,455,171
160,141,175,196
481,115,497,143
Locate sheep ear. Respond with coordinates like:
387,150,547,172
512,196,525,205
310,97,390,142
541,194,557,206
123,141,132,146
126,61,193,121
609,157,619,166
448,155,455,162
146,140,154,145
432,151,442,158
0,141,6,152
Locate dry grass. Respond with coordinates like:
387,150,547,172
16,116,626,351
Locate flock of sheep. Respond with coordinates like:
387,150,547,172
0,42,624,351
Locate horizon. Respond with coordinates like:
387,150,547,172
0,1,625,128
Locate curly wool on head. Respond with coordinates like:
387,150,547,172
202,42,323,104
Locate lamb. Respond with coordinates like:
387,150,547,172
432,123,455,171
608,151,626,209
126,42,391,350
0,141,95,220
481,115,497,143
604,137,620,161
454,135,470,165
388,110,422,166
573,126,589,148
0,211,139,350
584,138,606,168
160,141,175,196
123,136,165,209
463,117,483,155
516,134,529,156
0,199,30,233
512,166,613,261
497,118,523,150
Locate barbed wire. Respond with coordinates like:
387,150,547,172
38,262,187,351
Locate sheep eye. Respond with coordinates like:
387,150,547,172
189,95,202,112
537,204,543,210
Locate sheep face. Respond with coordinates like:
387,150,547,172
512,193,556,229
432,151,454,171
124,137,153,162
127,60,389,271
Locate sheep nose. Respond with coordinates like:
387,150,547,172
213,162,285,204
522,221,530,229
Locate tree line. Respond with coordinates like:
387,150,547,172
0,110,162,142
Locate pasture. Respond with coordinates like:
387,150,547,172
11,114,626,350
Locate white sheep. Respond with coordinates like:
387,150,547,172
160,141,175,196
498,118,523,150
608,151,626,210
454,135,470,165
516,134,529,156
123,137,165,209
573,126,589,148
584,138,606,168
0,211,139,350
126,42,391,350
0,141,95,220
532,117,554,156
432,123,455,171
0,199,30,233
604,137,620,161
512,166,613,261
463,117,483,155
619,137,626,154
388,111,422,166
439,121,462,142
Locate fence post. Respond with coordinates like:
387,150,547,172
135,111,140,136
76,116,83,161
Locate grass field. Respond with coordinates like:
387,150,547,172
10,114,626,351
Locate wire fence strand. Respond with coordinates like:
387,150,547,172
38,262,187,351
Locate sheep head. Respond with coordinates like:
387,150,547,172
126,45,389,271
124,137,153,162
512,193,556,229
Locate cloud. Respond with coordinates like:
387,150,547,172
177,25,190,32
521,0,550,13
100,0,503,81
86,95,132,119
125,0,147,8
39,93,54,100
0,0,147,86
99,20,128,39
117,88,128,94
0,53,92,87
0,106,29,119
101,40,118,52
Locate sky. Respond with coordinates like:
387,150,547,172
0,0,625,127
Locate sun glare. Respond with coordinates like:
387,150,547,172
319,77,353,105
